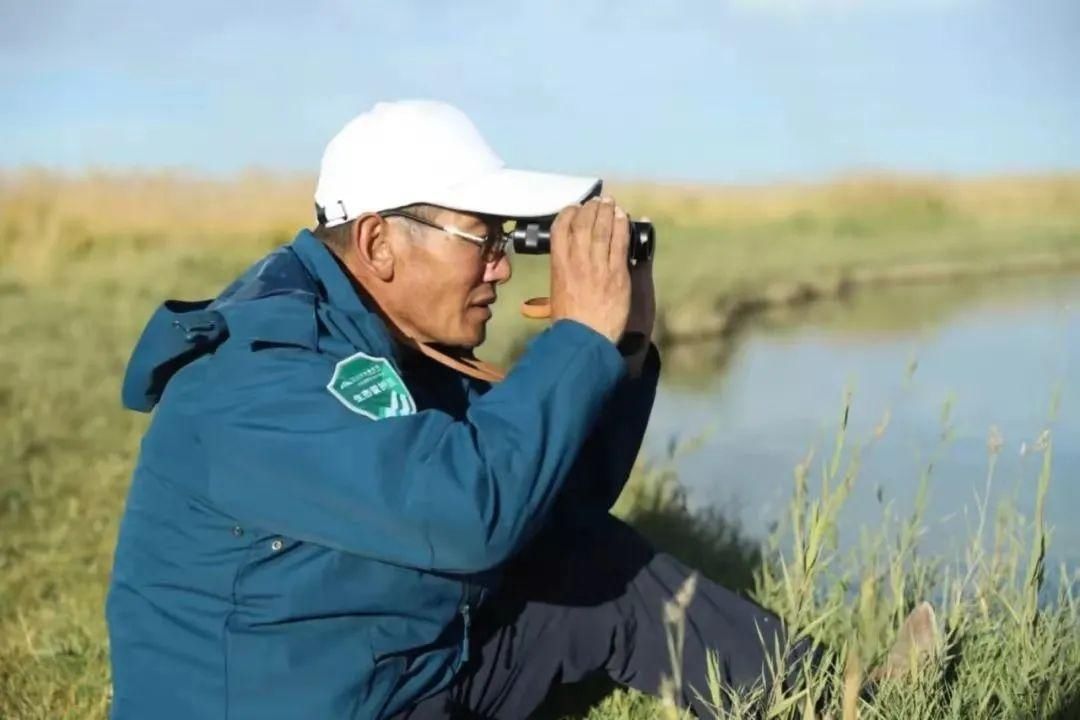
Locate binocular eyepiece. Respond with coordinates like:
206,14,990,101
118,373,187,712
509,218,655,266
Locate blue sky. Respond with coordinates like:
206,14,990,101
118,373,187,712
2,0,1078,183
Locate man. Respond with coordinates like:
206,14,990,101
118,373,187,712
106,100,804,719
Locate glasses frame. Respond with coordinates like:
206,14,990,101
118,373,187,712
380,209,511,263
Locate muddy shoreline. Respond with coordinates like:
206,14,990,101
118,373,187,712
656,250,1080,347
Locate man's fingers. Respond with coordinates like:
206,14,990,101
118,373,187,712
592,197,616,264
550,205,578,260
571,197,601,245
609,205,630,269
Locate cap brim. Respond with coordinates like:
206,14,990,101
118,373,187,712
425,168,601,219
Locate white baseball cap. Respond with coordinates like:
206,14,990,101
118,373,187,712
314,100,601,227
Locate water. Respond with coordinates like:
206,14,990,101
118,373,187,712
645,275,1080,568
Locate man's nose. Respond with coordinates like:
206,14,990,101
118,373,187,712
483,254,512,285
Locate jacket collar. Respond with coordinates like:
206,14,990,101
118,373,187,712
289,229,401,362
291,229,369,316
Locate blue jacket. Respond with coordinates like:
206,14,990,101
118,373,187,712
106,230,659,719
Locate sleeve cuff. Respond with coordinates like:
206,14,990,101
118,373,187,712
633,343,661,382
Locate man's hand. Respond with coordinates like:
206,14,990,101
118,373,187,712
549,197,631,344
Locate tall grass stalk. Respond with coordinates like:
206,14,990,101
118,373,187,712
637,400,1078,720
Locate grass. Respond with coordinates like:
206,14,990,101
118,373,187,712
534,400,1080,720
1,170,1079,718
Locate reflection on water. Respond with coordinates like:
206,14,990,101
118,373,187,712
646,275,1080,566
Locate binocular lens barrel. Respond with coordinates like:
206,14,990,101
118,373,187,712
510,219,655,266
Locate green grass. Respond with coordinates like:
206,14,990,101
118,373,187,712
530,401,1079,720
2,172,1079,718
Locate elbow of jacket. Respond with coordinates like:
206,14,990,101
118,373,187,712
427,456,537,572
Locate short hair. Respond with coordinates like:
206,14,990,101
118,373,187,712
312,203,440,256
311,218,355,255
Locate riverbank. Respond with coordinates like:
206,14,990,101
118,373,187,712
657,248,1080,345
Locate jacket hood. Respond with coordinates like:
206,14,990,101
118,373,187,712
121,299,229,412
121,239,323,413
121,231,404,413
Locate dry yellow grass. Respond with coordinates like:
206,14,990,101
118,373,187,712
0,169,311,242
3,169,1078,362
4,168,1075,358
609,173,1080,227
5,169,1079,255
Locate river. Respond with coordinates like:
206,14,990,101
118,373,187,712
645,274,1080,569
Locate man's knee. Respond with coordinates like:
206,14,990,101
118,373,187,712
502,515,658,606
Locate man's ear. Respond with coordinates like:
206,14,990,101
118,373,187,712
351,214,395,281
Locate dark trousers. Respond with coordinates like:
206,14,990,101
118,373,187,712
397,516,807,719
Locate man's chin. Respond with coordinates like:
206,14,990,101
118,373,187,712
464,325,486,351
433,324,485,353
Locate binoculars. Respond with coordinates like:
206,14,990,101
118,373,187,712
509,218,656,267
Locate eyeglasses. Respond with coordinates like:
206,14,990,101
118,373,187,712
380,209,511,263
